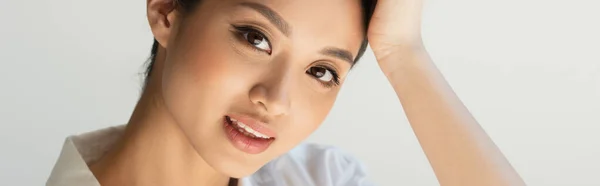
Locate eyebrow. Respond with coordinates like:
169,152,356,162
320,47,356,65
238,2,354,65
239,2,291,37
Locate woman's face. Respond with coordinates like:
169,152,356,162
156,0,364,177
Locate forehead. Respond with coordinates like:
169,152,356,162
227,0,365,57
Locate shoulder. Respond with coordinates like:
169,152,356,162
244,143,376,186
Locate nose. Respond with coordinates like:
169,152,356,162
249,68,292,117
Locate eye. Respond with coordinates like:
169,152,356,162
234,26,272,54
243,31,271,52
306,66,340,88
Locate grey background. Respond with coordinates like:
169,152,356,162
1,0,599,185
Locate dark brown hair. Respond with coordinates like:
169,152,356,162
144,0,376,84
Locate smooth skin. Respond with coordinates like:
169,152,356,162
91,0,365,185
371,0,526,185
89,0,527,186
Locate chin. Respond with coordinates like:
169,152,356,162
182,128,273,178
193,142,273,178
176,113,282,178
212,157,266,178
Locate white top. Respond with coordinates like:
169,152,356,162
46,125,376,186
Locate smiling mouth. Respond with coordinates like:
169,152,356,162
225,116,274,140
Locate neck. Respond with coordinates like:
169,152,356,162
89,84,232,186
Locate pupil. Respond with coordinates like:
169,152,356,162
311,67,326,77
248,32,263,45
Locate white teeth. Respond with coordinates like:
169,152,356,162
229,118,270,139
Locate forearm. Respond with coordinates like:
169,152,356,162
380,46,526,186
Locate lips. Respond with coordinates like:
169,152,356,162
223,114,276,154
226,116,273,139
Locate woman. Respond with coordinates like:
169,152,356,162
46,0,526,185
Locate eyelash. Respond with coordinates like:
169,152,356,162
231,24,340,88
308,65,341,88
232,25,272,55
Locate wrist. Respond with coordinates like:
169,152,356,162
374,43,429,77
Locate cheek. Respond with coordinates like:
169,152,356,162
160,25,243,131
282,89,338,144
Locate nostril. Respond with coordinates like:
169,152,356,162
248,83,291,116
